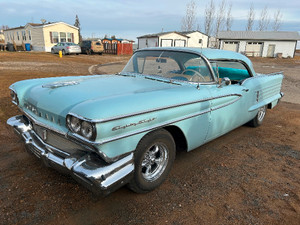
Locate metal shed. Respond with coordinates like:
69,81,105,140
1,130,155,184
218,31,300,58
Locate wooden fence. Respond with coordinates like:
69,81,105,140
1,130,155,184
103,43,132,55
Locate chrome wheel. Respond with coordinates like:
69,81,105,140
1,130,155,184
128,129,175,193
141,143,168,181
257,106,266,122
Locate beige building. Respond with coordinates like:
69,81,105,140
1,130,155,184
180,31,209,48
4,22,79,52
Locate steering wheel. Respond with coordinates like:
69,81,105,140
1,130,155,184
181,69,206,82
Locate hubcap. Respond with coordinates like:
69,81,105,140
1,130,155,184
141,143,168,181
257,106,266,122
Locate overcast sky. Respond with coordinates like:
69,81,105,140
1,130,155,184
0,0,299,41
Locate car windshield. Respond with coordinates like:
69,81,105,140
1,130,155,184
121,50,214,83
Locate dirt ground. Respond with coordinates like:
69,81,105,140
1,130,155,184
0,52,299,225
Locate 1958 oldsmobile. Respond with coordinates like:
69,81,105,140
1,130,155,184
7,47,284,195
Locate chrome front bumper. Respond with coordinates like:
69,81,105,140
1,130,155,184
7,115,134,195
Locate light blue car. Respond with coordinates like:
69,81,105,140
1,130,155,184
7,47,284,195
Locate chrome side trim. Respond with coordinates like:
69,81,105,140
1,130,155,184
69,93,242,146
97,108,212,145
211,94,242,111
69,93,242,123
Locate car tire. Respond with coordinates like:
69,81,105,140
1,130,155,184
128,129,176,193
51,48,55,54
247,105,267,127
62,49,66,55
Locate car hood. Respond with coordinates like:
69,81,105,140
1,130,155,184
12,75,197,129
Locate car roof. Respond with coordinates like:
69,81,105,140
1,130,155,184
137,47,256,75
138,47,250,63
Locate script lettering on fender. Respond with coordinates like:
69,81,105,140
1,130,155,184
112,118,157,131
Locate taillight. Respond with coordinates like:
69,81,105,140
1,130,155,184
67,46,70,49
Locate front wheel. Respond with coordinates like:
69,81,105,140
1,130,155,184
247,105,267,127
128,129,176,193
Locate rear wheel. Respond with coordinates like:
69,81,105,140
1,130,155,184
62,49,66,55
247,105,267,127
128,129,176,193
51,48,54,54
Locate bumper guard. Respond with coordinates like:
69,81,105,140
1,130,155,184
7,115,134,196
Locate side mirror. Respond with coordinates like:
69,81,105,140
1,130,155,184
218,77,231,88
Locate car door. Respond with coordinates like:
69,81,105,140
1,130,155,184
55,43,61,53
205,61,257,142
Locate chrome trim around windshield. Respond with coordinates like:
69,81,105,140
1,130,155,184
131,48,218,83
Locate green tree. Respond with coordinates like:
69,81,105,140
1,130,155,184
74,15,82,42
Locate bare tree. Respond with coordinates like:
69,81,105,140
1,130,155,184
181,0,197,31
246,3,255,31
258,6,270,31
225,2,233,31
272,9,282,31
1,25,9,30
204,0,215,36
215,0,227,37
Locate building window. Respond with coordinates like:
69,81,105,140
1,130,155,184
199,39,202,44
52,32,59,43
22,31,26,41
28,30,31,40
67,32,72,42
17,32,20,40
60,32,66,42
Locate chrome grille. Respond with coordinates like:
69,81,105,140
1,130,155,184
31,122,86,155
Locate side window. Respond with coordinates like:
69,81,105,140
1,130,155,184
214,61,251,82
184,57,213,82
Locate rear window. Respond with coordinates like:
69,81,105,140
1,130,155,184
211,61,251,81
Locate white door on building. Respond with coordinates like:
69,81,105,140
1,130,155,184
174,40,186,47
245,42,263,57
161,39,173,47
222,41,239,52
267,44,275,57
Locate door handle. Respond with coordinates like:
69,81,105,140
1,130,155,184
242,88,249,92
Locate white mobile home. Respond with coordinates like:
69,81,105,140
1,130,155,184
4,22,79,52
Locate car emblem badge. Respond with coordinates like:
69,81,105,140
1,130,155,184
42,129,47,141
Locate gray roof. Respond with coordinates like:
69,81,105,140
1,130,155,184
180,30,208,36
137,31,189,39
218,31,300,41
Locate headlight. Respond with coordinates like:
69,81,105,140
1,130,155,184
66,115,96,141
70,116,81,133
10,90,19,105
81,121,93,139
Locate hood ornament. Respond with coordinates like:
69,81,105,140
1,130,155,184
42,81,79,89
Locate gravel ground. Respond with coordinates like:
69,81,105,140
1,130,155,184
0,52,299,225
